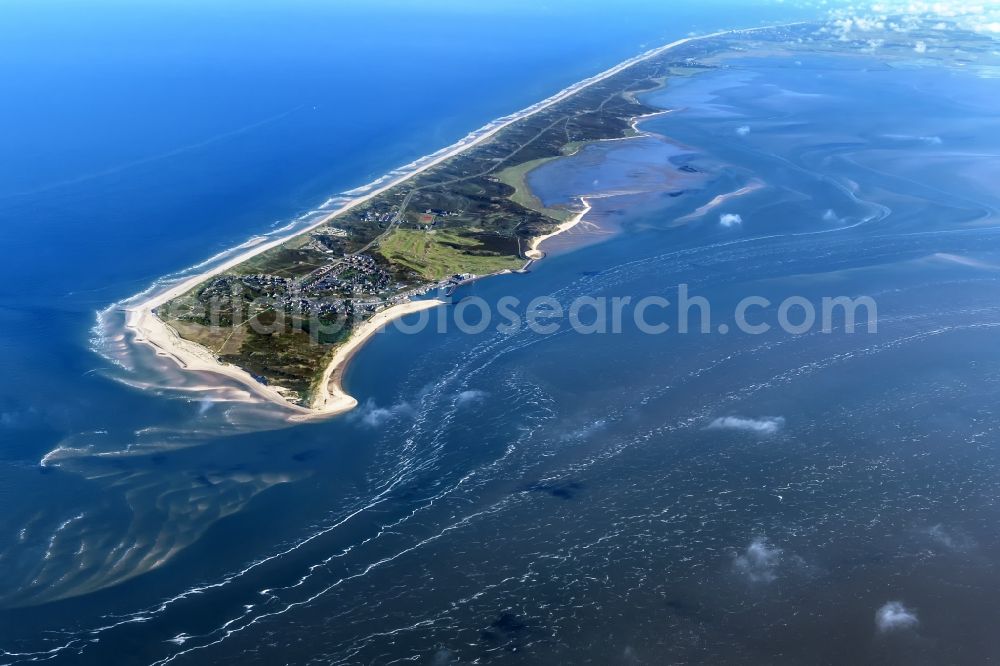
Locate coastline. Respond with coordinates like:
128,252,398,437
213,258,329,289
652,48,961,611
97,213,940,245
123,25,787,419
524,197,593,261
125,298,448,418
520,110,679,260
307,299,447,419
125,305,315,415
126,30,737,316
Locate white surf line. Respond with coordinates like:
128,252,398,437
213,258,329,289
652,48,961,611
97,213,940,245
21,21,820,648
147,499,520,666
0,466,423,665
129,27,756,312
118,24,802,416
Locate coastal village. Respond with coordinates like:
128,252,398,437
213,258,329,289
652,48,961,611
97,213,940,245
191,252,473,325
157,25,808,407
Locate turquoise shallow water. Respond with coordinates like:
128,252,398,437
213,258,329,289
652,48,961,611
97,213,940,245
6,4,1000,665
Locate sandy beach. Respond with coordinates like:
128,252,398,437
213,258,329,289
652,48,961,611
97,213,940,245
123,26,776,419
525,197,593,261
307,299,447,418
125,304,316,415
126,298,447,419
126,32,733,314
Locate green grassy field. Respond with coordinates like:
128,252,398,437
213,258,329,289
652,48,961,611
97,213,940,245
378,229,525,281
495,158,574,223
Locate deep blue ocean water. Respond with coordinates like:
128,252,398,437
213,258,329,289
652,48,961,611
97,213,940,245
0,4,803,478
7,2,1000,665
0,0,804,448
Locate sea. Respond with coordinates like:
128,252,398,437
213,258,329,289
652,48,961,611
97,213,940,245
4,1,1000,664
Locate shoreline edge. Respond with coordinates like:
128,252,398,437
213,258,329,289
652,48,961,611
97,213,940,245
122,24,793,420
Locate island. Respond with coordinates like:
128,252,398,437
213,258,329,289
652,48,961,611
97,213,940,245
128,20,965,418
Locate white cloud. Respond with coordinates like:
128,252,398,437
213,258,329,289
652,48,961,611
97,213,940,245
735,125,751,137
823,209,839,222
456,389,487,407
719,213,743,228
927,523,976,551
883,134,943,145
561,419,608,441
914,40,928,53
876,601,919,633
734,537,783,583
708,416,785,435
351,399,414,428
825,1,1000,40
